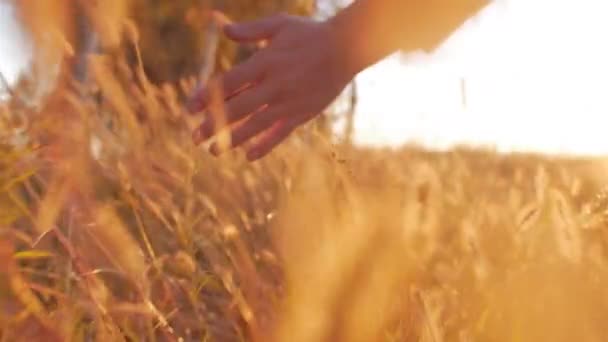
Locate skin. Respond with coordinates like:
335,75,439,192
188,0,488,161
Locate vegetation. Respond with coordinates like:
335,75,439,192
3,1,608,341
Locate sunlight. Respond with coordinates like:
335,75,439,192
3,3,608,339
353,0,608,156
0,3,30,88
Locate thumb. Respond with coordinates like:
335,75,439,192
225,14,288,42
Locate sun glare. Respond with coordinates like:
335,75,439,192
0,3,30,88
353,0,608,156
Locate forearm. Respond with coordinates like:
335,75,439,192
329,0,488,74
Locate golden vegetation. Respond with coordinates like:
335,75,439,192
3,2,608,342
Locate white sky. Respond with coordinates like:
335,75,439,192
2,1,608,156
353,0,608,156
0,3,30,86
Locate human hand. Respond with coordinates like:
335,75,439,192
187,13,356,161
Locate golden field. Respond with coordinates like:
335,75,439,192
3,68,608,341
3,4,608,341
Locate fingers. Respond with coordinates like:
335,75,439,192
204,106,318,160
250,112,319,160
246,114,312,161
187,56,266,114
209,104,286,154
193,85,276,144
225,14,288,42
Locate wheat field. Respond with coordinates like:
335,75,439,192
3,5,608,342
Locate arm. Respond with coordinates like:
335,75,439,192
188,0,488,161
332,0,488,75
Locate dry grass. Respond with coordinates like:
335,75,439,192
4,6,608,341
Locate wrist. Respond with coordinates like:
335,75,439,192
325,16,367,79
325,4,401,77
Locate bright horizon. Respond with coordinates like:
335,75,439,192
2,1,608,156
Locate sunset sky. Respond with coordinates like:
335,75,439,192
2,0,608,156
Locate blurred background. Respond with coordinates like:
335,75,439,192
3,2,608,341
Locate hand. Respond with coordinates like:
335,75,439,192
187,13,356,161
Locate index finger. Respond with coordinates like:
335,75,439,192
187,55,267,114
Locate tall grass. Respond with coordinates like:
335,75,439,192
3,4,608,341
